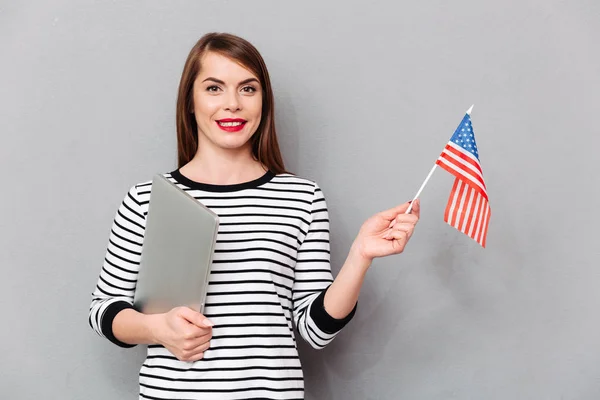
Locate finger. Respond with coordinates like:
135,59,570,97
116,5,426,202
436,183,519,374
385,229,409,243
182,332,213,351
410,198,421,219
184,341,211,362
383,201,412,224
390,223,415,239
389,207,418,228
392,214,419,226
178,307,215,329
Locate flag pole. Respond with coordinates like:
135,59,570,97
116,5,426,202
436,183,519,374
405,104,474,214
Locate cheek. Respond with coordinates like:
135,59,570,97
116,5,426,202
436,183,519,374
194,95,220,121
248,96,263,121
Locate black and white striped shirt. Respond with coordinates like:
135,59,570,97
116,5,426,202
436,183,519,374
89,170,356,399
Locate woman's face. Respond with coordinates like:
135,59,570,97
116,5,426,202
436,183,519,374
191,52,263,154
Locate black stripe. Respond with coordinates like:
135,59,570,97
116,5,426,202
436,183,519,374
98,275,133,292
208,280,292,291
203,312,291,321
108,238,142,256
204,301,290,309
215,247,297,262
217,237,297,251
123,197,145,220
212,259,294,273
210,333,292,340
101,267,137,283
106,248,140,266
256,187,313,195
141,363,302,373
189,195,312,205
104,257,138,275
140,382,302,393
117,209,144,231
139,372,302,383
110,229,142,247
206,290,292,302
113,219,144,239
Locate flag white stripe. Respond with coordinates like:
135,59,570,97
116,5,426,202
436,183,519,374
447,141,482,168
460,188,475,232
441,147,484,182
448,180,461,226
474,196,486,242
467,193,481,237
437,157,488,197
480,202,491,246
456,183,468,229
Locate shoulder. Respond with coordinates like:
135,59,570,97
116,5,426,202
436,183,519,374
123,172,174,213
269,173,327,204
270,173,321,191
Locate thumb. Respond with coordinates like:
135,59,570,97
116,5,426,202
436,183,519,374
178,307,214,328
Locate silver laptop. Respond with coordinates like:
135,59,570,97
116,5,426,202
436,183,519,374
133,174,219,315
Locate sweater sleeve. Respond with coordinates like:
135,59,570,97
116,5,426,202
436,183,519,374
88,185,146,348
292,182,356,349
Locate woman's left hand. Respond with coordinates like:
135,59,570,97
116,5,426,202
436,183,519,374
351,199,420,263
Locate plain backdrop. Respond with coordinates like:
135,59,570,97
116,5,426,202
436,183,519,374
1,0,599,399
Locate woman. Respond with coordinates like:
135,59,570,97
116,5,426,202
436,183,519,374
89,32,420,399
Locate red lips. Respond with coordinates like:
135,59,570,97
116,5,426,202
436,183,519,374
216,118,247,132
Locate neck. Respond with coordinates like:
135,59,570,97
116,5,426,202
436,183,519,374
180,142,267,186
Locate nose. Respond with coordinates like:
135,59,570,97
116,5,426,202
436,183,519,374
224,90,242,112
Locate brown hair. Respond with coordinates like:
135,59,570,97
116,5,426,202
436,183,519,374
175,32,287,174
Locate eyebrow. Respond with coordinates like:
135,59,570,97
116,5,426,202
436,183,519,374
202,77,260,85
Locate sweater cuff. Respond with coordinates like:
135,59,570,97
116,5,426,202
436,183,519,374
309,286,357,334
101,301,136,348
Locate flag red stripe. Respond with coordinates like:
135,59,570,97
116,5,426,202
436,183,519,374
467,191,481,237
481,203,491,247
455,180,469,229
473,196,485,243
444,143,483,176
444,178,460,223
436,160,488,200
438,151,487,190
461,187,476,232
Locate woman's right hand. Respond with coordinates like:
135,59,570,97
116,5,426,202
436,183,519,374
150,307,214,362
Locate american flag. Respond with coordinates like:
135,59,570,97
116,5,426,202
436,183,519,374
435,112,490,247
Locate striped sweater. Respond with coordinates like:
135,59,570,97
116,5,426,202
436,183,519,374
89,170,356,399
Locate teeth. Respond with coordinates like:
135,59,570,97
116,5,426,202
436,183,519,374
219,121,243,127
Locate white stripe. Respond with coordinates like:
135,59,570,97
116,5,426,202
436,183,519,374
441,146,484,181
437,157,488,196
473,196,486,242
455,183,468,229
467,191,481,237
480,202,491,246
460,188,475,233
447,141,482,167
448,180,462,226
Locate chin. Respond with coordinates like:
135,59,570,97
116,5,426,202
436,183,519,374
217,137,253,151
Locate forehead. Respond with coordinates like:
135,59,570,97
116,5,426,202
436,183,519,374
197,51,258,81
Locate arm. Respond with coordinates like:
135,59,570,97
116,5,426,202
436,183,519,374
88,185,146,348
89,184,213,361
292,183,356,349
324,199,421,318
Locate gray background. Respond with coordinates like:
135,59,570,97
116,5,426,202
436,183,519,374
1,0,599,399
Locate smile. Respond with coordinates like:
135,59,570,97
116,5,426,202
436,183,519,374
216,119,247,132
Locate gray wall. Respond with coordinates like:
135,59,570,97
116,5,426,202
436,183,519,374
2,0,599,398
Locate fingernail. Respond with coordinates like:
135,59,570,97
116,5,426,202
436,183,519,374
203,319,214,327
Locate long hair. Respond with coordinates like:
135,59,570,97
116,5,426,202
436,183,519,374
176,33,287,174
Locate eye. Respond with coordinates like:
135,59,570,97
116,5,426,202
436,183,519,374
241,85,257,93
206,85,221,92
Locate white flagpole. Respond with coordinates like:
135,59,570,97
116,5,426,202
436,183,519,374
405,104,474,214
